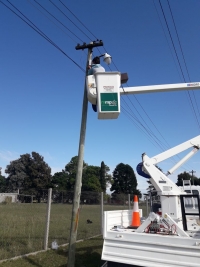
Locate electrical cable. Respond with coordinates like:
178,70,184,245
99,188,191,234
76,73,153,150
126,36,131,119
167,0,190,82
26,1,78,43
1,0,85,73
58,0,98,40
153,0,182,81
33,0,84,43
51,2,165,148
56,5,166,149
48,1,200,172
49,1,165,151
49,0,92,41
104,1,197,172
158,0,186,81
121,96,168,152
121,105,165,150
2,0,195,173
159,0,200,132
43,0,102,59
166,0,200,130
153,0,199,170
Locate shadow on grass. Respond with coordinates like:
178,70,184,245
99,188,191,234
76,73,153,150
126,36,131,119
76,251,104,267
55,242,104,267
57,251,104,267
23,257,43,267
56,244,102,257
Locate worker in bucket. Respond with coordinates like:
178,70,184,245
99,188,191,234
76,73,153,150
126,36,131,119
88,56,105,112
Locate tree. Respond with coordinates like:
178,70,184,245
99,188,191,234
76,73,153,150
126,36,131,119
99,161,112,192
64,156,87,190
82,165,101,192
51,171,69,191
110,163,139,196
176,171,200,186
64,156,107,192
5,152,52,201
28,152,52,192
0,167,7,192
5,154,29,192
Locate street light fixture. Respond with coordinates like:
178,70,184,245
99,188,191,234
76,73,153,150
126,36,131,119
99,53,112,65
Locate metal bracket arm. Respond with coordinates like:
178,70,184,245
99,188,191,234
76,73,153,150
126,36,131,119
120,82,200,95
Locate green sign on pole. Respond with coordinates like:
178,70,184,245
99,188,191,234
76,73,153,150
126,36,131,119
100,93,119,112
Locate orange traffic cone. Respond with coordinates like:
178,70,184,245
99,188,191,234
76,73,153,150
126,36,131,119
130,195,141,229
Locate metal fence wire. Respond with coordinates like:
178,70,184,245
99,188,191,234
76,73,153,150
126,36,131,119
0,190,145,261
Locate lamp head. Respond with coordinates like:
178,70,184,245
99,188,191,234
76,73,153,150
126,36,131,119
103,53,112,65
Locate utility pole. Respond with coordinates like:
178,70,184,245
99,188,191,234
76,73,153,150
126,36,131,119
67,40,103,267
190,170,196,186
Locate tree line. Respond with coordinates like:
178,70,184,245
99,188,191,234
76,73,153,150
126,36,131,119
0,152,141,201
1,152,196,202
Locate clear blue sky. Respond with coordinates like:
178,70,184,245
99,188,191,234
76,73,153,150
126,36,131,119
1,0,200,193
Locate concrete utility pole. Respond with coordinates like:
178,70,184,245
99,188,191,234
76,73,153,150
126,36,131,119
190,170,196,186
67,40,103,267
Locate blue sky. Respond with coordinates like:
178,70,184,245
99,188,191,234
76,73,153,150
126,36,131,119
1,0,200,193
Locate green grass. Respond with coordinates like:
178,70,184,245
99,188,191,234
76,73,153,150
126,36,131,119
0,202,146,262
0,203,103,260
0,236,105,267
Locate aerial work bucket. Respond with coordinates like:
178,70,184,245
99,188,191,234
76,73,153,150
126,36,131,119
95,72,121,119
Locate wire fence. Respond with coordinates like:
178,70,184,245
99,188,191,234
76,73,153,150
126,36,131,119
1,189,198,261
0,190,146,261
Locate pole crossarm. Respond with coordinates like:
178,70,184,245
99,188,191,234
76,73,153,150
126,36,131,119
75,40,103,50
120,82,200,95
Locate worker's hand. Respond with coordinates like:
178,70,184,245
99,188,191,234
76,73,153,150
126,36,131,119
87,65,91,70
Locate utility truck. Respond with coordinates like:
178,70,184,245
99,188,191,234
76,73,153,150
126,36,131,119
87,72,200,267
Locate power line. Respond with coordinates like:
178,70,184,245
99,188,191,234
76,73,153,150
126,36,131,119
152,0,199,170
121,96,168,151
51,1,200,164
158,0,186,82
167,0,190,82
166,0,200,130
3,0,196,171
117,0,198,172
132,93,171,150
121,97,191,173
186,90,200,129
33,0,84,43
121,105,165,150
153,0,182,81
158,0,200,130
51,2,168,149
58,0,98,40
1,0,85,72
46,0,103,57
50,1,166,150
55,3,166,147
49,0,92,41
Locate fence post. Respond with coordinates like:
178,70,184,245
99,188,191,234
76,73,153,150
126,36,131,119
44,188,52,250
101,192,104,235
128,194,131,210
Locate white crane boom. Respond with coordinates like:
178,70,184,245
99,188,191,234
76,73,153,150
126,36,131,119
120,82,200,95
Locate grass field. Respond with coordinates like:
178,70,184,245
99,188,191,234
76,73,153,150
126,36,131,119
0,202,143,262
0,236,105,267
